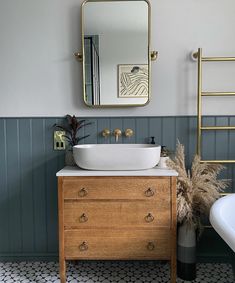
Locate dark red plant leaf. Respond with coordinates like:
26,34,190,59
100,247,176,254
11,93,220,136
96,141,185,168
66,114,73,125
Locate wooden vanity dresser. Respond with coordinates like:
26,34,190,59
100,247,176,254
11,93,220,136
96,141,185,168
57,166,177,283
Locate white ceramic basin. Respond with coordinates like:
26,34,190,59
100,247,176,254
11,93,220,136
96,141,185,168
210,194,235,252
73,144,161,170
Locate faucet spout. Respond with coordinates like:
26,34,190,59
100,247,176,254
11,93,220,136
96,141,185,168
113,129,122,142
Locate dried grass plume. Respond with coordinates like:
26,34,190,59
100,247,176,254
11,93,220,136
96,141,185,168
167,141,229,231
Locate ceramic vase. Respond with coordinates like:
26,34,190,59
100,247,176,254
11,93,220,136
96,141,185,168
177,222,196,281
158,156,169,168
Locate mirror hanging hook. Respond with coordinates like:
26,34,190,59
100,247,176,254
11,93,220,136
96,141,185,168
74,52,83,62
151,51,158,61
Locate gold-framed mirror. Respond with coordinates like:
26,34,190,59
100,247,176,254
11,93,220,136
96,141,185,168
80,0,152,107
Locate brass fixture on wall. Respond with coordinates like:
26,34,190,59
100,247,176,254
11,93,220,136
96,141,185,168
74,52,83,61
102,128,110,138
102,128,134,139
150,51,158,61
193,47,235,165
113,128,122,142
192,48,234,230
124,128,134,138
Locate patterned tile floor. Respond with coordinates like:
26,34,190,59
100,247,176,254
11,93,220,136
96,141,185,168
0,261,234,283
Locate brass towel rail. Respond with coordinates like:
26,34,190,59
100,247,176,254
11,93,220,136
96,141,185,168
194,48,235,164
201,92,235,96
194,50,234,224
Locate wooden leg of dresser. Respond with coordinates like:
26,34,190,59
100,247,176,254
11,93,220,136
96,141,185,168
170,257,177,283
58,177,66,283
170,176,177,283
59,259,66,283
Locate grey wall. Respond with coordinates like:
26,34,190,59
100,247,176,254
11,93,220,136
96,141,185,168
0,116,234,261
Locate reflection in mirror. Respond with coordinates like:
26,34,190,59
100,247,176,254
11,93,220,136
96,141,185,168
82,0,150,107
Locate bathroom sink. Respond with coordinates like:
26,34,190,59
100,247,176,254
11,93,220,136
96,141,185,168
73,144,161,170
210,194,235,252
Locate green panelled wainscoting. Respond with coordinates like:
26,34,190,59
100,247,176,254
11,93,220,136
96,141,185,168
0,116,234,262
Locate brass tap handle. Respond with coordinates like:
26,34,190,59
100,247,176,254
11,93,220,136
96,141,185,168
145,213,154,223
144,188,155,197
113,129,122,142
125,128,134,138
79,241,88,251
147,242,155,251
78,188,88,197
102,128,110,138
79,213,88,223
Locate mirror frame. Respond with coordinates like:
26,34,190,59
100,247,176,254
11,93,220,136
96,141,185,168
81,0,152,108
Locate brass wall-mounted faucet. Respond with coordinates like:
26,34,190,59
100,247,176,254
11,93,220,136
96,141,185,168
113,129,122,142
102,128,134,142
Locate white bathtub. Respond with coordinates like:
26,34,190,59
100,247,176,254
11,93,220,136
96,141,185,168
210,194,235,252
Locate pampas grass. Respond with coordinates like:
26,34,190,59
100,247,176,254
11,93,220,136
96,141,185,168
167,141,229,232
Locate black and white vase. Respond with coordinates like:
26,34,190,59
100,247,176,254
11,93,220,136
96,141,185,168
177,222,196,281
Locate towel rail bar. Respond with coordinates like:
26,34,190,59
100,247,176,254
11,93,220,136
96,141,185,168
201,126,235,130
202,92,235,96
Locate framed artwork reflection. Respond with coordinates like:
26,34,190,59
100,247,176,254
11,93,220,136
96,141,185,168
118,64,148,98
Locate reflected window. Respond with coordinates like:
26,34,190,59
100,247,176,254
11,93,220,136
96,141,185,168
84,35,100,105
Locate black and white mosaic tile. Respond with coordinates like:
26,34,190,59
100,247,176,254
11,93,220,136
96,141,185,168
0,261,234,283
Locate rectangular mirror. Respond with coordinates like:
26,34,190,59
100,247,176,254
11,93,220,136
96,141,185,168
82,0,150,107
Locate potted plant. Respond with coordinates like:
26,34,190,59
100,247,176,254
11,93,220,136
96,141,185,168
167,141,228,281
54,114,91,166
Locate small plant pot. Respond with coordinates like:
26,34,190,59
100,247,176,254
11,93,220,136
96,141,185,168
65,150,76,166
158,156,169,168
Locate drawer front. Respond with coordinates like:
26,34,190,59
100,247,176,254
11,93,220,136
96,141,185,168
63,177,170,201
64,229,171,259
64,201,170,228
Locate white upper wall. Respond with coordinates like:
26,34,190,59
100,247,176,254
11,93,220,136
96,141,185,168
0,0,235,117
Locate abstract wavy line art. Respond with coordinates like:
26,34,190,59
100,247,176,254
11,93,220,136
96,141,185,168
118,64,148,97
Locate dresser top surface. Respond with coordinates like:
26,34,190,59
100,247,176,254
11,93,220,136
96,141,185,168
56,166,178,177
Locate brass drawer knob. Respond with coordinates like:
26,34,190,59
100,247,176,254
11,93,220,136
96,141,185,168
79,241,88,251
78,188,88,197
147,242,155,251
145,213,154,223
79,213,88,223
145,188,154,197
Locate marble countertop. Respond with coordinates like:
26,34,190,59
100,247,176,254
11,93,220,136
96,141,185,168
56,166,178,177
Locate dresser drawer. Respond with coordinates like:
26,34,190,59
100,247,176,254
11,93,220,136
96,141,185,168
64,229,171,260
64,200,170,228
63,177,170,201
